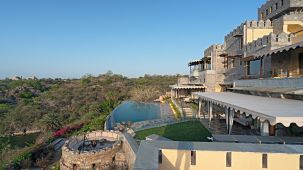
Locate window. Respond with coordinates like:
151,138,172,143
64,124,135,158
191,151,196,165
262,154,268,168
300,155,303,170
248,60,261,75
281,0,284,6
226,152,232,167
158,150,162,164
269,7,272,13
232,59,236,68
92,164,96,170
261,12,265,20
266,9,269,16
73,164,77,170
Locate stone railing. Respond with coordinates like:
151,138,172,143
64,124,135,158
259,0,303,20
234,77,303,88
245,32,294,57
225,23,244,43
204,44,224,57
177,77,189,85
225,20,272,43
292,34,303,44
61,131,122,170
121,133,138,170
245,20,273,28
64,131,120,153
189,78,203,85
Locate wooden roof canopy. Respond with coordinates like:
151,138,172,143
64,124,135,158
188,57,211,66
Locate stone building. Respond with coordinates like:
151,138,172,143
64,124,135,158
170,0,303,134
171,0,303,94
170,44,225,101
10,76,22,81
226,0,303,83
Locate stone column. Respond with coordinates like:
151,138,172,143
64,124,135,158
269,124,276,136
198,99,202,119
228,109,235,135
260,121,269,136
260,58,263,78
245,61,248,79
208,101,213,128
225,107,229,132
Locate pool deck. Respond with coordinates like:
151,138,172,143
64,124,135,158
131,119,190,132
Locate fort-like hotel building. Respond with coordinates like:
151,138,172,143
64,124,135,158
165,0,303,170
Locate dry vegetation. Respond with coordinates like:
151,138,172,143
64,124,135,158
0,72,178,168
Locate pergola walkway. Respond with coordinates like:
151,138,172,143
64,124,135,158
193,92,303,136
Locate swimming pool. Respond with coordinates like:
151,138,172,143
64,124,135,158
107,101,167,129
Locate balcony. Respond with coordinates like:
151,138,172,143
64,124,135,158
238,77,303,87
244,32,294,59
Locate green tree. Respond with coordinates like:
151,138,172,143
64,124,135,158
105,70,114,76
41,113,62,131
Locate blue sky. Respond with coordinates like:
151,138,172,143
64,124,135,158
0,0,264,78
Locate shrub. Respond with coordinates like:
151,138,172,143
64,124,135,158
52,123,85,138
169,100,181,119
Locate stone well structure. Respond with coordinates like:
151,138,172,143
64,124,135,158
60,131,126,170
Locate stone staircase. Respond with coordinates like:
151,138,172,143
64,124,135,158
183,108,194,118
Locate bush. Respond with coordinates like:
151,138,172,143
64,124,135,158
169,100,181,119
53,123,85,138
12,151,32,169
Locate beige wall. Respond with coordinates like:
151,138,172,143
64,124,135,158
284,21,303,33
246,28,273,43
159,149,301,170
284,21,303,44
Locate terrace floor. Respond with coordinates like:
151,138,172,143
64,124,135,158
199,115,260,136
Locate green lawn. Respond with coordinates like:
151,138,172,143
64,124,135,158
135,121,212,142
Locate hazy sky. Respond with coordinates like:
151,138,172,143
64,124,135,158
0,0,264,79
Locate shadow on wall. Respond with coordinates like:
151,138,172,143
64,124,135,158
160,142,193,170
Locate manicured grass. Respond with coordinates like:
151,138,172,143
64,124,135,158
135,121,212,142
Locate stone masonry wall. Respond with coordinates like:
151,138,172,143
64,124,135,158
60,131,122,170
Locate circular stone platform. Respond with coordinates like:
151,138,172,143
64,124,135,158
60,131,122,170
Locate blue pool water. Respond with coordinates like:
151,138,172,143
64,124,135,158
112,101,161,123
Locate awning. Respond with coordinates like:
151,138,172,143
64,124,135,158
244,42,303,61
213,135,303,145
170,85,206,90
229,86,303,95
188,59,203,66
193,92,303,127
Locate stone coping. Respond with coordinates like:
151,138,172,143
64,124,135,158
63,130,121,154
